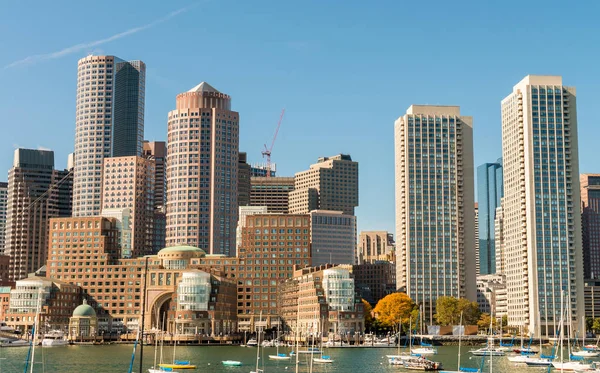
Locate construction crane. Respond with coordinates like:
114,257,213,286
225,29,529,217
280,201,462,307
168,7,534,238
261,109,285,177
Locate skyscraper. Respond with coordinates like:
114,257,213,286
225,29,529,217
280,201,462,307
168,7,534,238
165,82,239,255
73,55,146,217
4,149,73,280
238,152,251,208
357,231,395,264
394,105,476,324
475,203,479,276
581,174,600,279
477,160,503,275
289,154,358,215
0,182,7,254
500,75,583,337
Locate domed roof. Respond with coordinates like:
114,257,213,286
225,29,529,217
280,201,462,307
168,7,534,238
73,299,96,317
158,245,206,254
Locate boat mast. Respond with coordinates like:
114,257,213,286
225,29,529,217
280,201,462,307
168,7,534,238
295,300,300,373
28,287,43,373
457,311,463,371
139,256,149,373
255,311,262,373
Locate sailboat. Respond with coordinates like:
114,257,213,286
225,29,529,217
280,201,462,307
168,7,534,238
24,288,43,373
524,314,557,367
159,335,197,370
248,312,263,373
411,310,437,355
572,316,600,358
149,317,179,373
269,323,290,360
440,312,481,373
470,311,504,357
552,291,592,371
387,318,412,363
313,317,334,364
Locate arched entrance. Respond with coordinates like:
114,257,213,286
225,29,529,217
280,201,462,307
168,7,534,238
148,291,173,331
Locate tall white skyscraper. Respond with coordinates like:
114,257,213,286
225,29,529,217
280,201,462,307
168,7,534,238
500,75,583,337
394,105,476,324
72,55,146,217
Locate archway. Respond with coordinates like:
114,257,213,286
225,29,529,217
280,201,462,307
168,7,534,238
148,291,173,331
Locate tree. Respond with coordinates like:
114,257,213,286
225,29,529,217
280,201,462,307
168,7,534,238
477,313,497,333
586,317,594,334
593,318,600,334
373,293,416,331
434,297,481,326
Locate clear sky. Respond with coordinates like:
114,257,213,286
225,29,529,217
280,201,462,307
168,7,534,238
1,0,599,235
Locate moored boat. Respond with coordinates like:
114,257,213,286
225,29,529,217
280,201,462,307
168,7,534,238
221,360,242,366
41,330,69,347
159,361,196,370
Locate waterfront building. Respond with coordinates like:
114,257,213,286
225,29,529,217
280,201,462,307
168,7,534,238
100,208,133,258
165,82,239,256
101,156,155,257
238,152,252,208
501,75,583,337
477,160,503,275
6,276,81,333
358,231,395,264
349,262,396,305
279,265,364,338
289,154,359,215
236,206,268,255
310,210,356,266
0,182,7,254
5,149,72,281
250,176,294,214
68,299,98,340
237,214,311,331
476,274,507,318
73,55,146,217
584,279,600,319
394,105,477,324
0,286,10,323
46,216,238,334
581,174,600,279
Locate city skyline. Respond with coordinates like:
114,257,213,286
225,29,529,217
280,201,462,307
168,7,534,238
3,1,600,234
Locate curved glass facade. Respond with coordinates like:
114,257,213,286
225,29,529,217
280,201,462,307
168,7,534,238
177,271,210,311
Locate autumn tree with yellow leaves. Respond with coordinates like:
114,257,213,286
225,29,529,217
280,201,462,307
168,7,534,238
373,293,417,332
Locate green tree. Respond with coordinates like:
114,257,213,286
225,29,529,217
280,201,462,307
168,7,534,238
477,313,497,333
586,317,594,334
593,318,600,334
434,297,481,326
373,293,416,332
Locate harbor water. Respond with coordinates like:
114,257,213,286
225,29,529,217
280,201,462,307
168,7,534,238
0,344,570,373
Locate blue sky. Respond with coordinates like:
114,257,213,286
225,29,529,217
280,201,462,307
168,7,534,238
1,0,599,234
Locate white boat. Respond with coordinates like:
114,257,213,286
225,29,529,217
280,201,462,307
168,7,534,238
42,330,69,347
411,347,437,355
297,347,321,354
313,355,334,364
571,349,600,358
246,338,258,347
0,338,29,347
402,356,443,371
261,339,274,348
439,312,481,373
507,354,536,363
469,347,505,356
552,361,592,371
148,369,180,373
222,360,243,366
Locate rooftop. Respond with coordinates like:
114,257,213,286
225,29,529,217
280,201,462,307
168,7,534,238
188,82,220,93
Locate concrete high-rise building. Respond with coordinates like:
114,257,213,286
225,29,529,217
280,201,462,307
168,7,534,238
238,152,251,208
394,105,476,324
250,177,294,214
289,155,358,215
5,149,73,281
101,156,154,257
0,182,7,254
477,160,503,275
165,82,239,256
358,231,395,264
143,141,167,253
310,210,356,266
500,75,583,337
475,203,479,276
581,174,600,279
73,55,146,217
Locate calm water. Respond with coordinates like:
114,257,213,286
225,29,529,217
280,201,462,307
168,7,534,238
0,344,567,373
